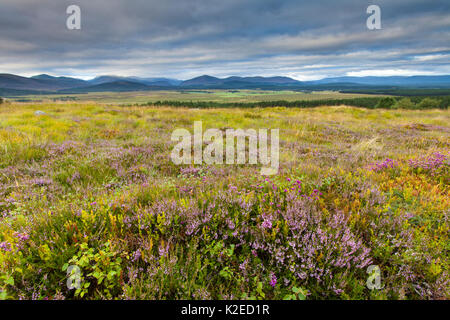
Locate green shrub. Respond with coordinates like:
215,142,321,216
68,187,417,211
63,241,125,299
376,97,397,109
418,97,441,109
395,97,415,109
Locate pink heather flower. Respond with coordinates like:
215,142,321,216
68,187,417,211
408,152,447,173
370,158,397,172
0,242,12,252
158,243,169,257
15,232,30,241
262,218,272,229
269,273,277,288
132,249,141,262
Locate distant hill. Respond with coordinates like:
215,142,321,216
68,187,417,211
0,74,58,91
31,74,87,89
59,80,173,93
181,75,223,86
130,77,182,86
89,75,181,86
180,75,450,89
60,80,151,93
180,75,301,88
310,75,450,88
1,73,450,95
0,73,86,91
226,76,300,84
87,76,126,85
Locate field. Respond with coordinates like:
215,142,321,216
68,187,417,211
0,100,449,300
5,90,384,104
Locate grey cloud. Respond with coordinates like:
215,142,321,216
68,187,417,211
0,0,449,79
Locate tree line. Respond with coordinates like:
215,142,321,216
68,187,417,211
143,96,449,110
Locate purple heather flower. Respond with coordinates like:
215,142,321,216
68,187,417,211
269,273,277,288
0,241,12,252
132,249,141,262
408,152,447,174
370,158,397,172
15,232,30,241
262,218,272,229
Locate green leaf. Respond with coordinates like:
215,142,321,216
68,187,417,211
108,271,117,278
5,276,14,286
0,291,7,300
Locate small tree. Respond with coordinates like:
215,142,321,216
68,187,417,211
395,97,415,109
376,97,396,109
0,97,3,104
418,97,441,109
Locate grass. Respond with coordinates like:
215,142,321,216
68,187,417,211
0,102,448,300
4,90,384,104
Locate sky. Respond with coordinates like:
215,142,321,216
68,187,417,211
0,0,449,80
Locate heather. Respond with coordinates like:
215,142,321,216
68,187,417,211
0,103,448,300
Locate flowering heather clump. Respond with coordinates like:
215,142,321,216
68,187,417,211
47,140,83,157
0,241,12,252
180,166,203,176
408,152,448,173
0,103,448,300
369,158,397,172
275,195,372,296
30,178,53,187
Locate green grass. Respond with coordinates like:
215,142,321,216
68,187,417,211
4,90,385,104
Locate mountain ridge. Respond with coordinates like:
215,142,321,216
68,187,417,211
1,73,450,95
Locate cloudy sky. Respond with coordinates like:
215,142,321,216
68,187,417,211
0,0,449,80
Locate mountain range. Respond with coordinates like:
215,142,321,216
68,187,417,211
1,73,450,96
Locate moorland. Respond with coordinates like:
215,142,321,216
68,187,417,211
0,91,448,299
